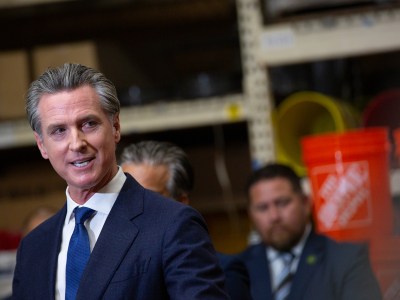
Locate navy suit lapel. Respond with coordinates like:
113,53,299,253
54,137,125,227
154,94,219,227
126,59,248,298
77,175,142,299
248,244,273,300
30,204,66,298
288,231,325,300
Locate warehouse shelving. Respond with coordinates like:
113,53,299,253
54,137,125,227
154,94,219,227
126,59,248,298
235,0,400,167
0,93,246,149
1,0,400,183
258,6,400,66
234,0,400,196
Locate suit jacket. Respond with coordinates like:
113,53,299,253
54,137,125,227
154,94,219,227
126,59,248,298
12,174,228,300
216,252,234,271
225,231,382,300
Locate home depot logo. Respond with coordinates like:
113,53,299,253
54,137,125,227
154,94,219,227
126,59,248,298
311,161,372,231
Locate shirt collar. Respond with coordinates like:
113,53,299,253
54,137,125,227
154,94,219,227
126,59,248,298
65,167,126,224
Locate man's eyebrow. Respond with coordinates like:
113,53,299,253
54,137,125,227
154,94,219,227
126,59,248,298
273,196,291,203
46,123,64,134
78,114,96,121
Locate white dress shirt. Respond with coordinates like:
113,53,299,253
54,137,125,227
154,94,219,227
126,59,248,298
267,224,311,290
55,167,126,300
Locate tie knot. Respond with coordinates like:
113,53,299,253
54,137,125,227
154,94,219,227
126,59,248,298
280,252,295,265
74,207,95,224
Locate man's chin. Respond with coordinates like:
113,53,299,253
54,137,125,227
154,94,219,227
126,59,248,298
269,232,304,252
268,233,293,251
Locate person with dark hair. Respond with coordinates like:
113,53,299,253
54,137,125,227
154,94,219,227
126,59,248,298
225,163,382,300
119,140,194,204
12,63,228,300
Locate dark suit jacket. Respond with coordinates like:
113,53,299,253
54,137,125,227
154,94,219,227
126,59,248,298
225,231,382,300
217,252,234,271
12,174,228,299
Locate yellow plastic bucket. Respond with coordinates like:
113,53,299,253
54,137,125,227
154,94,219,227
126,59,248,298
275,91,360,176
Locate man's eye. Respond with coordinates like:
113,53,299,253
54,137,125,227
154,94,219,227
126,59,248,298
83,120,98,128
51,128,65,135
276,198,291,207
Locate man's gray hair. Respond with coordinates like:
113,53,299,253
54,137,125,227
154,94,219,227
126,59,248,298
120,141,194,200
26,63,120,136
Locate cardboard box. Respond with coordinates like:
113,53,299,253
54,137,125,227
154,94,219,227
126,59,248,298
0,50,30,120
33,41,99,78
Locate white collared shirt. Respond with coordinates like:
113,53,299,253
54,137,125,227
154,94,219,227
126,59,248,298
267,224,311,290
55,167,126,300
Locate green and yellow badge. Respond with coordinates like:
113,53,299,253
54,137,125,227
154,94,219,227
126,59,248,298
306,254,317,265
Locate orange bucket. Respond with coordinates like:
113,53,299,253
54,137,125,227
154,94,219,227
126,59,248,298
301,127,393,243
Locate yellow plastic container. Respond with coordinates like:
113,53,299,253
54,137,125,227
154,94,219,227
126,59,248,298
275,91,360,176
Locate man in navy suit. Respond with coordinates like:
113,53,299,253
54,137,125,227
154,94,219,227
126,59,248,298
12,63,228,300
225,163,382,300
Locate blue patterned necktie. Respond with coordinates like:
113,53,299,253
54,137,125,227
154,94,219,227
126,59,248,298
274,252,295,300
66,207,95,300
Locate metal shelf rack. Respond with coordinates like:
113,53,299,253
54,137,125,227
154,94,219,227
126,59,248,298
235,0,400,168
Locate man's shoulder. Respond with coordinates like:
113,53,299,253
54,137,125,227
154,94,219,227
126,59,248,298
121,176,193,214
138,189,204,226
310,232,368,261
314,232,365,248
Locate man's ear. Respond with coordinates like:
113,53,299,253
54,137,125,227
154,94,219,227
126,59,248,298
303,194,313,217
113,114,121,143
34,132,49,159
178,194,190,205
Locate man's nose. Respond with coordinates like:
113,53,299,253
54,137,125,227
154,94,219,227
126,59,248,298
268,206,281,222
69,129,87,151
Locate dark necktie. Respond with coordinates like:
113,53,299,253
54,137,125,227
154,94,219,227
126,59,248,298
66,207,95,300
274,252,295,300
